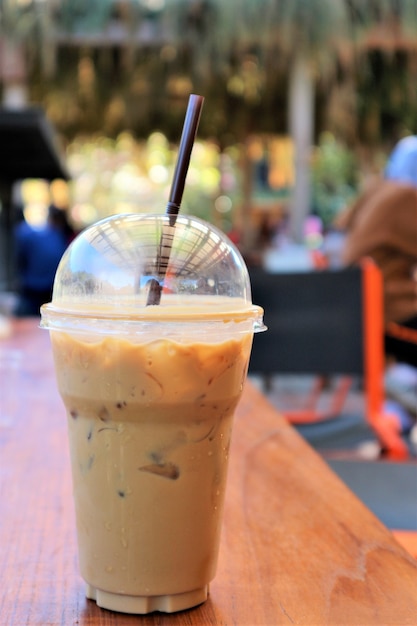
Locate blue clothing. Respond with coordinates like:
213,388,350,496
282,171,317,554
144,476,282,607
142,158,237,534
15,221,68,291
385,135,417,188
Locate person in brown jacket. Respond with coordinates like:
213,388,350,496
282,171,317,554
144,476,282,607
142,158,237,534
337,137,417,368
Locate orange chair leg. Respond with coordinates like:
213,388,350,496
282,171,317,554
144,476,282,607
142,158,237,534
362,259,409,459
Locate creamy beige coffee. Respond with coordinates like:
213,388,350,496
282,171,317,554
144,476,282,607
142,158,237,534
41,213,265,614
49,324,253,613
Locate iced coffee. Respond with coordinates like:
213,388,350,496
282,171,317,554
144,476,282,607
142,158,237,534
41,214,265,613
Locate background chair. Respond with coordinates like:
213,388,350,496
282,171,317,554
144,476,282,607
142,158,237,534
248,259,409,459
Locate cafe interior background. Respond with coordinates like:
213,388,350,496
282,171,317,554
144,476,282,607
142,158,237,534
1,2,417,449
1,0,416,256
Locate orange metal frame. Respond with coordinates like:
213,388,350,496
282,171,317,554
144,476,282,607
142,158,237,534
283,376,353,425
361,258,409,459
284,259,409,459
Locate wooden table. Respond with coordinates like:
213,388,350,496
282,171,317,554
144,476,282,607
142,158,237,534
1,319,417,625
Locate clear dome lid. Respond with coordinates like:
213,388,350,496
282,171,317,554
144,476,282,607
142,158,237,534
41,214,265,334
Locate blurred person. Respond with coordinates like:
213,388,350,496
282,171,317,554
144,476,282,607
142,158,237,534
14,205,74,317
336,136,417,424
336,136,417,360
48,204,77,246
385,135,417,186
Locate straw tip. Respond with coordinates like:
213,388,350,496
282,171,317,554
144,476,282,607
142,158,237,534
190,94,205,104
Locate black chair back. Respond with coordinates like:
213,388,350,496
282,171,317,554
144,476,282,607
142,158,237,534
249,266,364,376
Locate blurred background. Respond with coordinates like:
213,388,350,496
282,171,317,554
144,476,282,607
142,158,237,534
1,1,416,540
0,0,416,291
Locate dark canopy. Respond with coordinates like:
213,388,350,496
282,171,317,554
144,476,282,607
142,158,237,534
0,107,69,183
0,107,70,292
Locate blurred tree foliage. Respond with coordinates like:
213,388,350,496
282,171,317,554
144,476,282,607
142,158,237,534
311,132,358,228
0,0,416,148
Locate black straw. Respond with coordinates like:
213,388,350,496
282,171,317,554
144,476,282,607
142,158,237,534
146,94,204,305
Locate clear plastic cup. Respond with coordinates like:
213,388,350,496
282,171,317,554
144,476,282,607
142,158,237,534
41,213,265,614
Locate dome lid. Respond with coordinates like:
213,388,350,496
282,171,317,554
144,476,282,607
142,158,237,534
41,213,265,334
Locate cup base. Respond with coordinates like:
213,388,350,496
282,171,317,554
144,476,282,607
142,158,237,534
86,583,209,614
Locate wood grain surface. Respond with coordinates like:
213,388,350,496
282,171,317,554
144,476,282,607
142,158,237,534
1,319,416,625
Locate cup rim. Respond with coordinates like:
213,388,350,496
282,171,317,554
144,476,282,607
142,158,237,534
40,301,266,335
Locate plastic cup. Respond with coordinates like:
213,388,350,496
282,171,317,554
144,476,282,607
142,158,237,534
41,214,265,614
